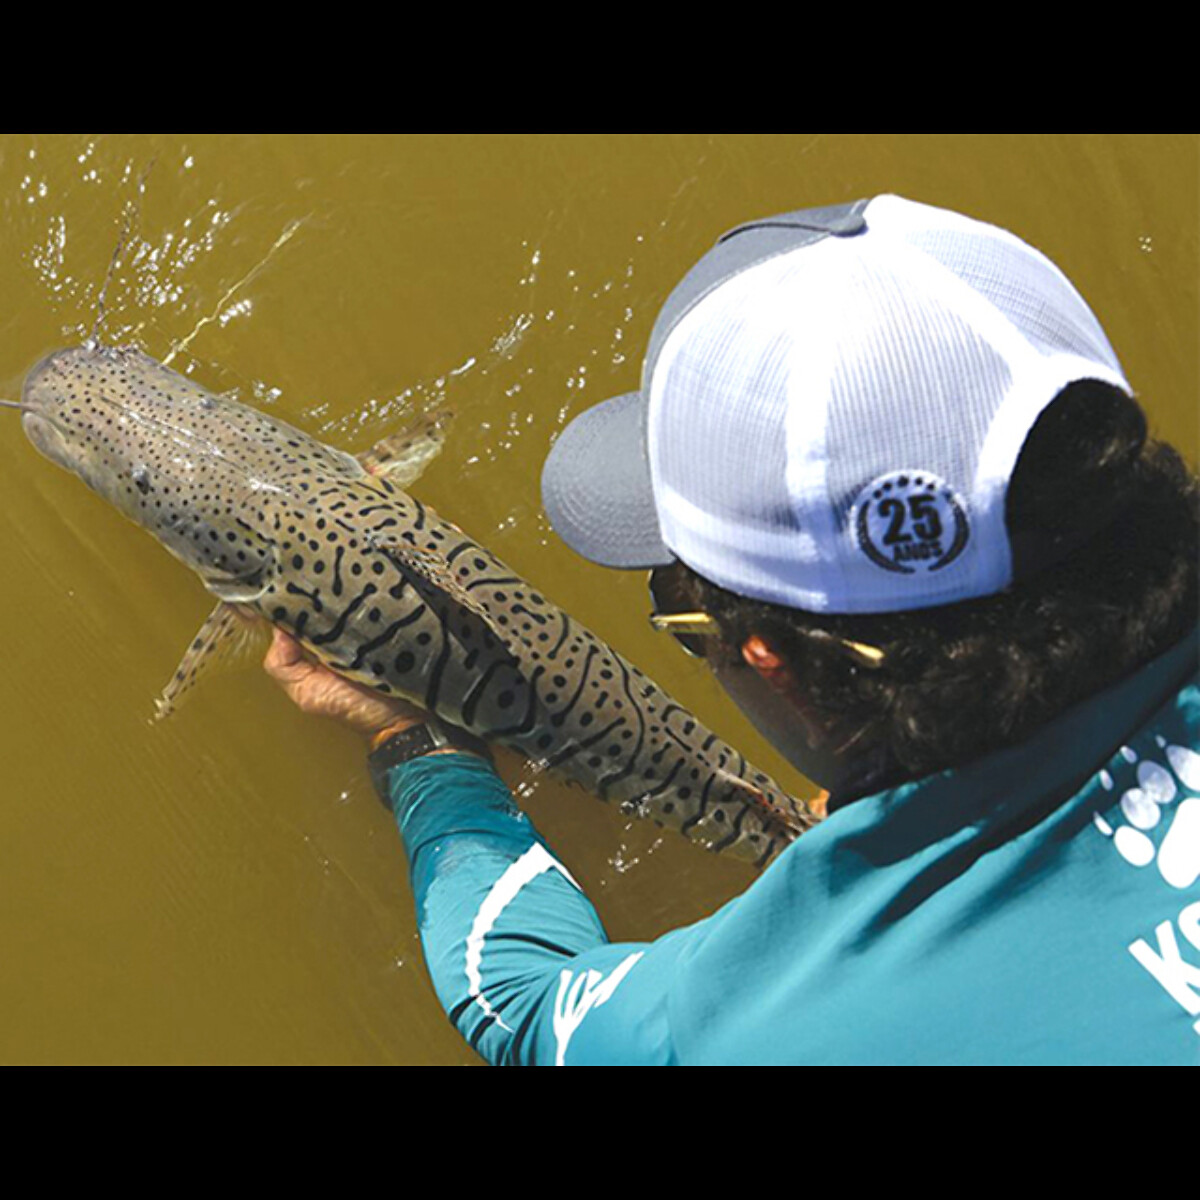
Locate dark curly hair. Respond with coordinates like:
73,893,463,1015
664,382,1199,783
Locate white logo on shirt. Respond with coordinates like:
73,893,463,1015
1129,906,1200,1030
1094,745,1200,889
1093,742,1200,1035
553,953,645,1067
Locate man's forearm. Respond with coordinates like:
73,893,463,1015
386,754,676,1066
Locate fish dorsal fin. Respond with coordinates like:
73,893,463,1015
357,410,453,489
366,533,520,653
155,602,268,721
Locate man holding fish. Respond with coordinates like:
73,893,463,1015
274,196,1199,1065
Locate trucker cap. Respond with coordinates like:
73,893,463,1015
541,195,1133,616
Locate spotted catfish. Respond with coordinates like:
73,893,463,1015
10,345,817,865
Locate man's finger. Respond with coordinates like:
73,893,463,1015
264,629,309,680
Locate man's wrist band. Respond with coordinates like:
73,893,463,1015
368,719,493,779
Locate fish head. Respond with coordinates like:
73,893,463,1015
19,345,292,603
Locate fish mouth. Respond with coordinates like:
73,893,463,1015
18,344,193,482
17,346,147,494
19,348,78,426
19,344,263,485
20,409,78,474
18,350,86,474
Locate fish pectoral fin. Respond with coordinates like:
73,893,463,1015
205,578,270,604
155,602,269,721
358,410,454,489
367,534,519,651
201,551,276,605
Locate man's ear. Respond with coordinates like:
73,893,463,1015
742,636,801,700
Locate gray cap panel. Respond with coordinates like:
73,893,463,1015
643,199,871,387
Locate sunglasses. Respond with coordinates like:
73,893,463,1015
648,571,887,669
648,570,722,658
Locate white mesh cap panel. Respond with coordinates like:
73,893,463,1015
874,196,1124,371
820,248,1015,522
650,242,837,609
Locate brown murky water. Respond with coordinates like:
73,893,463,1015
0,134,1194,1065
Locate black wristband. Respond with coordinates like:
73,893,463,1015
369,720,492,804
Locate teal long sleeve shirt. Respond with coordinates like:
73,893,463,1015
384,635,1200,1066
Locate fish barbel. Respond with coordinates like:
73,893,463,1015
14,345,818,865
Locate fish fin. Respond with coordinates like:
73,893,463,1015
201,549,276,605
358,410,454,489
204,578,272,604
713,769,819,838
367,535,519,651
155,603,268,721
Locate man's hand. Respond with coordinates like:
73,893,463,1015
263,629,429,742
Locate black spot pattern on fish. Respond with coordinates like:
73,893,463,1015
20,345,818,867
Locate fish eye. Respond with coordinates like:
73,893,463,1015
132,465,152,495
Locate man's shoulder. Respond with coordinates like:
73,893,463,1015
668,645,1200,1065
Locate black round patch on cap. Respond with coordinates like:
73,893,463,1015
854,472,971,577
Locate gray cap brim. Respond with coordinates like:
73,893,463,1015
541,390,675,570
